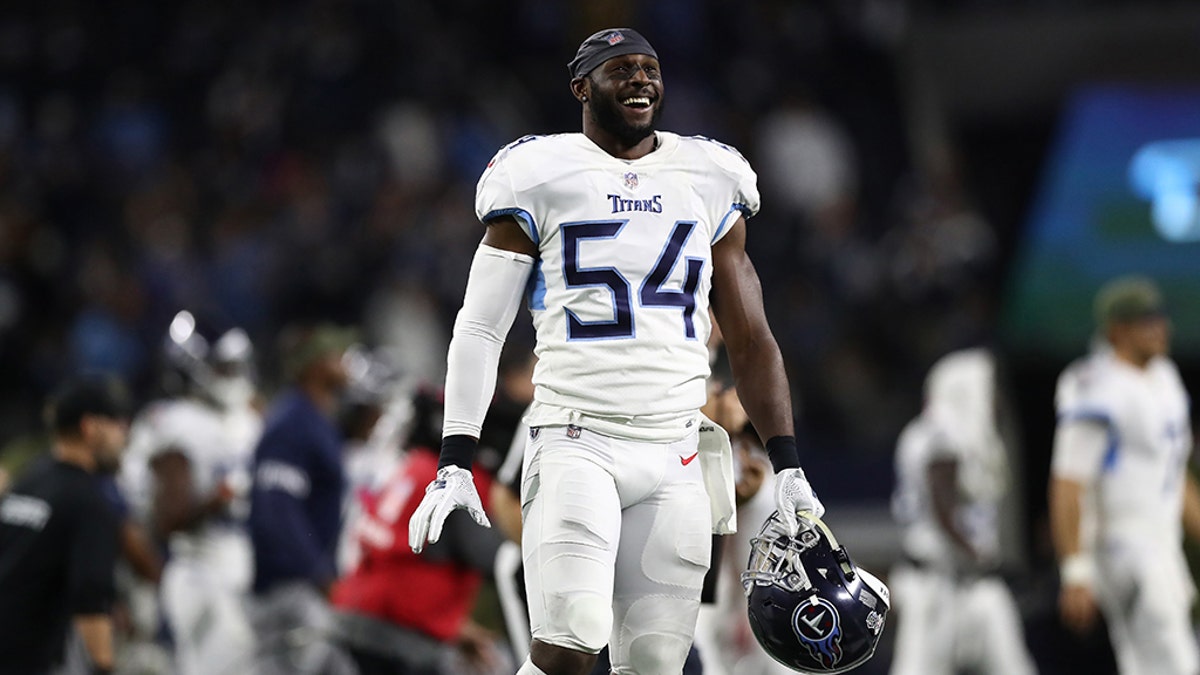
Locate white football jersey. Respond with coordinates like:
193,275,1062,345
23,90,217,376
122,397,261,563
892,349,1008,566
476,131,760,442
1054,350,1193,552
892,416,1008,565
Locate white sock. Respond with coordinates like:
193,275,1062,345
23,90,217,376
516,657,551,675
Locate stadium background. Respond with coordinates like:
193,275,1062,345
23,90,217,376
1,1,1199,672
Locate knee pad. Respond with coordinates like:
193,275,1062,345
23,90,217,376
611,596,699,674
624,633,691,675
542,591,611,652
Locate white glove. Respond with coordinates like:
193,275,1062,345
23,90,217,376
408,466,491,554
774,467,825,537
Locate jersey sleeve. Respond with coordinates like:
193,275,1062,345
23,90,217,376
475,137,541,245
138,404,198,465
702,138,761,244
1055,358,1118,427
925,425,964,463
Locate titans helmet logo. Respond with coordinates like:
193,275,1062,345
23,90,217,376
792,596,844,668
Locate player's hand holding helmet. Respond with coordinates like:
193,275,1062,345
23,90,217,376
742,510,889,674
408,466,491,554
774,467,825,537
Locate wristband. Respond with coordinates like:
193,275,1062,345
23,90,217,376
1059,552,1095,588
765,435,801,473
438,434,479,470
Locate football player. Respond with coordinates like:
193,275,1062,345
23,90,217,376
122,311,262,674
407,28,823,675
1050,276,1200,675
889,348,1037,674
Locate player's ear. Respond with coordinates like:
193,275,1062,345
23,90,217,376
570,77,589,104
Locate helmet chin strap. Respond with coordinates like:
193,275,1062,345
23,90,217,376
795,510,856,580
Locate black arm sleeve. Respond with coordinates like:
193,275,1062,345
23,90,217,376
68,494,119,615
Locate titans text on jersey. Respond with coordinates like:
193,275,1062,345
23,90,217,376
608,194,663,213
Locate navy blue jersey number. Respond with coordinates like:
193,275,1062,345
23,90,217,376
562,221,634,340
562,221,703,340
640,221,703,339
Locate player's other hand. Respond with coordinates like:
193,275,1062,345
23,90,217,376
1059,583,1099,634
408,466,491,554
774,467,824,537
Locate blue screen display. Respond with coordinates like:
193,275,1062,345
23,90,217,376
1002,85,1200,357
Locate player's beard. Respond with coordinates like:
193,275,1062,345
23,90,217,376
590,93,663,147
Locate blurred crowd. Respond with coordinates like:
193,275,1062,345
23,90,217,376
0,0,1000,500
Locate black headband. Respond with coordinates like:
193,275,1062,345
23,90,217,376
567,28,658,79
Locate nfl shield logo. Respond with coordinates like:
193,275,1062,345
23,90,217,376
624,171,638,189
566,425,582,439
606,31,625,46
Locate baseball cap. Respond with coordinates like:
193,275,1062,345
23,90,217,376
567,28,659,79
47,373,133,434
280,323,359,382
1093,275,1166,326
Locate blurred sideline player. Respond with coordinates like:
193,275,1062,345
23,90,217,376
332,387,507,674
407,27,823,675
121,311,263,674
889,348,1037,675
1050,275,1200,675
0,375,131,674
248,323,358,675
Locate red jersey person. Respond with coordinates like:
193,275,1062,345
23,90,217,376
332,389,507,675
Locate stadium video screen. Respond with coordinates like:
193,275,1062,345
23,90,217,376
1002,85,1200,358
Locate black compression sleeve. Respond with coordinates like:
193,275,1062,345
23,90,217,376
438,434,479,470
765,435,801,473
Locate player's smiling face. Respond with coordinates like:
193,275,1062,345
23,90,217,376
586,53,663,146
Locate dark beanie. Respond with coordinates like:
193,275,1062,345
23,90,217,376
567,28,658,79
47,374,132,434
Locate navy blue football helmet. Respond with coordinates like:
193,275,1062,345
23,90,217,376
742,510,889,674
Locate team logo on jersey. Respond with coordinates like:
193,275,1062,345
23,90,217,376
566,425,582,439
605,31,626,46
791,597,844,669
624,171,638,189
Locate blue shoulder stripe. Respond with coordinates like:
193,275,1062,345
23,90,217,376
712,204,751,243
483,208,539,246
1058,409,1121,473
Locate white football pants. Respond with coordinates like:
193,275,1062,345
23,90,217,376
889,564,1037,675
1096,543,1199,675
160,534,257,675
521,425,712,675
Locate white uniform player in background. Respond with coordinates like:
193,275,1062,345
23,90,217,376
1050,275,1200,675
406,28,823,675
889,348,1038,675
121,311,263,674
